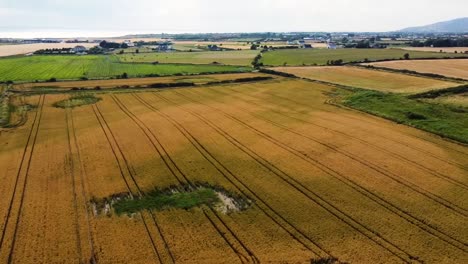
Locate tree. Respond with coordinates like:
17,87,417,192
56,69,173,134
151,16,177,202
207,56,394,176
99,40,108,48
121,72,128,79
250,44,258,50
136,49,139,54
403,53,410,60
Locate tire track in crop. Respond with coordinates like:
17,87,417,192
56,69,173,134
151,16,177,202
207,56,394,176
196,89,468,250
65,108,84,263
94,102,181,264
265,90,468,164
215,86,468,189
134,93,336,260
0,95,43,256
186,88,468,217
68,109,97,264
111,94,258,264
267,73,468,159
91,104,164,264
175,90,468,250
160,92,430,263
175,90,468,252
5,95,45,263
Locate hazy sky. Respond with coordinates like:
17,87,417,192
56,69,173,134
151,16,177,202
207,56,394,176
0,0,467,37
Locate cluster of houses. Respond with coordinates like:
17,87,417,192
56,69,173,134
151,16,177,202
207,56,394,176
33,45,89,55
286,39,338,49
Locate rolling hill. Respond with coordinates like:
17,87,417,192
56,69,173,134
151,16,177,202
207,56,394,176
399,17,468,33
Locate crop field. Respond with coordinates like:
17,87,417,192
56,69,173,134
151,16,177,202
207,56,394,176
367,59,468,80
400,47,468,54
117,50,260,66
428,92,468,108
260,48,468,66
273,66,459,93
0,78,467,263
14,73,268,90
0,55,250,82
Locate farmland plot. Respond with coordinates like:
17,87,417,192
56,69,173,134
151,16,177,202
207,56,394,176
117,50,260,66
0,55,250,82
273,66,459,93
260,48,468,66
366,59,468,80
0,78,467,263
14,72,267,91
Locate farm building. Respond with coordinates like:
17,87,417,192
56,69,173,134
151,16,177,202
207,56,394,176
327,42,337,49
72,45,88,53
208,45,221,51
123,40,135,47
157,42,173,52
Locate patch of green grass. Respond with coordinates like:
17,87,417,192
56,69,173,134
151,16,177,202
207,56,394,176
261,48,468,66
113,187,220,215
0,55,251,82
0,97,10,127
53,94,101,108
338,89,468,144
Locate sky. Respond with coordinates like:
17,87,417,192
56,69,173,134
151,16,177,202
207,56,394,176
0,0,467,38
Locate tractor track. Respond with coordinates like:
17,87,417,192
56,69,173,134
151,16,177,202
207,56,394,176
186,88,467,217
69,109,97,264
5,95,45,263
174,90,468,252
65,108,84,263
91,104,164,264
0,95,43,252
215,86,468,189
134,92,339,260
264,90,468,164
110,94,256,263
175,89,468,250
159,91,432,262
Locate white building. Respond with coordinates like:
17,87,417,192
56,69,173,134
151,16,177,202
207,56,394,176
124,40,135,47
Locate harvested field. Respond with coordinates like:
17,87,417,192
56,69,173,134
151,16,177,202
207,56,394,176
0,43,97,57
260,48,468,66
0,78,467,263
273,66,459,93
366,59,468,80
13,73,267,90
429,92,468,108
400,47,468,54
117,50,260,66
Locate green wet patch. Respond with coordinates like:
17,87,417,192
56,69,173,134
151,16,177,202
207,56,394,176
334,88,468,144
95,184,252,216
114,187,220,215
53,94,101,108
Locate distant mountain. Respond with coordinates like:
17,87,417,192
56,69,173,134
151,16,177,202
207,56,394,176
399,17,468,33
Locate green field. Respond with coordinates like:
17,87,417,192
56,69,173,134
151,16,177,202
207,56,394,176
118,50,259,65
0,55,251,82
260,48,468,66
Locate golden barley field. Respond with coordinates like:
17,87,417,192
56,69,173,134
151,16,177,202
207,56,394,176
0,79,467,263
273,66,460,93
367,59,468,80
